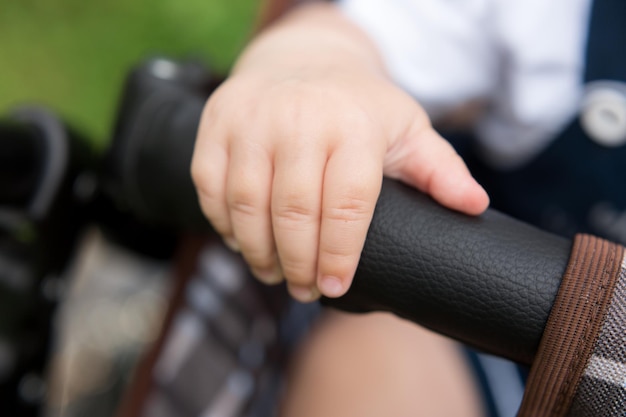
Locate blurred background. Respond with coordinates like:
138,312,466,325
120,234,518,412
0,2,265,416
0,0,258,149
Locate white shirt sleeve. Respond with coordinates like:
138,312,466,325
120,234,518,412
337,0,593,168
475,0,592,168
337,0,498,120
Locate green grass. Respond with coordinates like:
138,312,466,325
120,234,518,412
0,0,258,149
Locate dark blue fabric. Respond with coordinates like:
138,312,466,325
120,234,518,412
464,349,528,417
465,350,502,417
468,0,626,244
584,0,626,82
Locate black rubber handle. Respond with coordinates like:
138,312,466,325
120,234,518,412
109,70,571,365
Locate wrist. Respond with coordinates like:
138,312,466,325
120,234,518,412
232,4,384,79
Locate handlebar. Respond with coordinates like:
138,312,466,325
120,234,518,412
106,59,575,366
4,58,623,417
325,179,569,365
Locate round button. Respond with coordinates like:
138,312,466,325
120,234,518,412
581,83,626,147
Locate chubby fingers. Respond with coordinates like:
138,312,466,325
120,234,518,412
270,128,385,301
316,144,384,298
271,137,327,302
193,104,283,287
226,138,282,285
193,104,385,302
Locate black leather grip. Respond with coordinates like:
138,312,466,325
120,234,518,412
324,179,571,366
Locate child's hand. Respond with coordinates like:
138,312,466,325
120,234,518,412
191,4,489,302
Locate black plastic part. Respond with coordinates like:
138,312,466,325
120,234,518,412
0,122,45,206
105,57,218,231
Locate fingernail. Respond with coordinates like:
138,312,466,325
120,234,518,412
254,266,283,285
224,237,240,252
319,276,344,298
288,285,320,303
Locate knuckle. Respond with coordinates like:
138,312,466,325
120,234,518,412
228,184,265,218
320,243,353,259
229,196,260,218
324,195,371,223
190,160,210,190
273,203,318,229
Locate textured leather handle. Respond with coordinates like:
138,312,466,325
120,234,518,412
323,179,572,366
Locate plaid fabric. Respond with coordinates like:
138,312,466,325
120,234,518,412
142,243,283,417
140,242,319,417
568,253,626,416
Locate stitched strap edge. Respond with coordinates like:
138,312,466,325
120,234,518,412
517,234,624,417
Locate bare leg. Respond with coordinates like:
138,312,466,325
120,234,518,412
280,310,485,417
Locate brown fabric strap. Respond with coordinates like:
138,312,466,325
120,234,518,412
517,234,624,417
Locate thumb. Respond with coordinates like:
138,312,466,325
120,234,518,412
384,127,489,216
